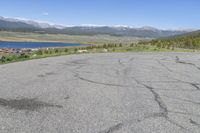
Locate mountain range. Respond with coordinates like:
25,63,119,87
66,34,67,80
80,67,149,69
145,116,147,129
0,16,196,38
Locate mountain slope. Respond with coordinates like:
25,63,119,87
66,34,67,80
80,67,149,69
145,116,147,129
0,16,65,29
0,19,37,29
52,26,188,38
0,16,194,38
141,30,200,49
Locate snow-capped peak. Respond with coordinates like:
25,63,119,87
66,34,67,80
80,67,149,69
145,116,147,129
0,16,65,29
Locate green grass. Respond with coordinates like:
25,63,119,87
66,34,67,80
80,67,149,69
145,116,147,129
1,44,199,65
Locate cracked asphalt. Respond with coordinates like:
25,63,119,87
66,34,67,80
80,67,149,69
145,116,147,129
0,52,200,133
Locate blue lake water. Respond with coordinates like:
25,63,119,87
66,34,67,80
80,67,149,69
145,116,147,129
0,42,82,49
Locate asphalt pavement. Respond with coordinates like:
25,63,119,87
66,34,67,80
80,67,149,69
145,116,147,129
0,52,200,133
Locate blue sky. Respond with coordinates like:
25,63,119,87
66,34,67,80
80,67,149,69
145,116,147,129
0,0,199,29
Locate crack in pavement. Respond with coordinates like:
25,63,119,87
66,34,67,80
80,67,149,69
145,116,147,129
118,57,134,65
132,78,187,131
189,119,200,128
98,123,123,133
169,111,200,118
132,79,187,84
176,56,200,70
167,77,200,91
143,85,168,118
156,59,173,73
60,58,92,67
176,56,193,65
163,95,200,106
79,77,127,87
190,83,200,91
143,85,186,130
74,73,127,87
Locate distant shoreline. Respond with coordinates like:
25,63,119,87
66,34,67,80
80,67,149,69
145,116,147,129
0,41,90,49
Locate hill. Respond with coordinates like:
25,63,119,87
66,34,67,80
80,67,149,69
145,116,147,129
141,30,200,49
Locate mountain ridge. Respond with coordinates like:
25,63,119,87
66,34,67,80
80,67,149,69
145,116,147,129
0,16,196,38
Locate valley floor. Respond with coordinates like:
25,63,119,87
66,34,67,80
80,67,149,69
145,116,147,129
0,31,146,44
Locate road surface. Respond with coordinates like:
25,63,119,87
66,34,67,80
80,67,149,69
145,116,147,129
0,53,200,133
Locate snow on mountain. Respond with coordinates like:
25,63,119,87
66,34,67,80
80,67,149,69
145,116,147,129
0,16,65,29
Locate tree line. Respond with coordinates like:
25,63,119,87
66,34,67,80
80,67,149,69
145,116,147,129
139,32,200,49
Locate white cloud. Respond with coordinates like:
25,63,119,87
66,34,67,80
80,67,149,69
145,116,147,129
42,12,49,16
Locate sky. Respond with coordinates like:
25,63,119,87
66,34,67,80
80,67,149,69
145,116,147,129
0,0,200,29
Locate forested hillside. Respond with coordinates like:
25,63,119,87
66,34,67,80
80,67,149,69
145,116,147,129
141,30,200,49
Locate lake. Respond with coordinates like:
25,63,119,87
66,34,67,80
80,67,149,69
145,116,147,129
0,41,82,49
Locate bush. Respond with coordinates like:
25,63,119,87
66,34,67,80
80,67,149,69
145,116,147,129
36,50,43,55
103,44,107,48
0,56,6,63
55,49,59,53
64,48,68,53
49,51,53,55
19,53,30,59
74,48,78,53
44,50,49,54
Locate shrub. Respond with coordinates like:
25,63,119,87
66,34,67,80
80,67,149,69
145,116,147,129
0,56,6,63
36,50,43,55
74,48,78,52
44,50,49,54
64,48,68,53
55,49,59,53
19,53,30,59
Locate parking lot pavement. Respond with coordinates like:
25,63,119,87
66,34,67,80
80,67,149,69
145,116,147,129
0,52,200,133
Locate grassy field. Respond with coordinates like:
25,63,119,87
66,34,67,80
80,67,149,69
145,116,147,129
0,31,149,45
1,44,199,64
